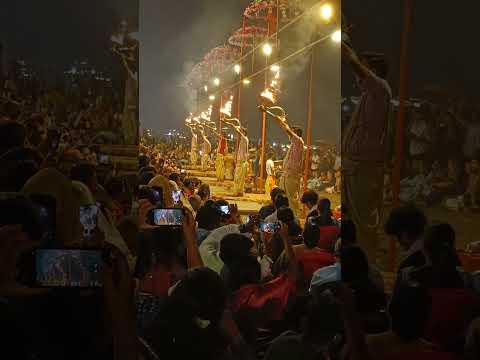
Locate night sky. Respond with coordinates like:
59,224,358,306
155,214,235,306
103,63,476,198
0,0,138,71
2,1,479,144
342,1,480,100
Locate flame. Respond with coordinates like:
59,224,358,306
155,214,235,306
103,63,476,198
220,95,234,117
260,87,276,104
200,105,213,122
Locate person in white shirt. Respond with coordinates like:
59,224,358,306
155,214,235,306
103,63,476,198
265,152,276,196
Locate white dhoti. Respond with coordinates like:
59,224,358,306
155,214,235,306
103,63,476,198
279,173,301,217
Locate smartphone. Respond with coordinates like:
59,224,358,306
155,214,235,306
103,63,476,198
99,154,109,164
260,222,280,233
172,190,181,204
29,194,57,246
34,249,103,288
151,189,162,203
153,208,184,226
80,204,99,241
219,205,230,215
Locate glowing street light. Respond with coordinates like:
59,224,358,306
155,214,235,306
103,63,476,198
331,30,341,43
270,64,280,72
213,78,220,86
243,78,251,85
209,95,216,101
262,43,273,56
234,64,241,74
204,85,208,92
320,3,334,22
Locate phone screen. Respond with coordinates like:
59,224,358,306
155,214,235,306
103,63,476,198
80,204,99,241
29,194,56,246
99,154,109,164
260,222,280,233
153,208,183,226
35,249,103,287
151,189,161,203
172,190,181,204
219,205,230,215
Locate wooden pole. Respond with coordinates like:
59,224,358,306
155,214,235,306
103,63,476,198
304,49,315,192
390,0,413,271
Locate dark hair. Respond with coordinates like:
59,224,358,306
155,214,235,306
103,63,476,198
277,206,294,223
340,220,357,246
301,190,319,207
291,126,303,138
0,159,39,192
0,120,25,155
219,233,253,266
145,267,228,359
197,184,210,200
362,52,389,79
135,227,180,276
138,171,156,186
318,198,334,226
384,204,426,240
168,173,180,184
139,155,150,169
389,285,431,342
183,178,194,190
196,205,222,231
270,187,285,203
274,194,289,210
423,223,463,288
70,163,96,187
227,256,261,291
303,220,321,249
340,246,369,283
0,198,43,242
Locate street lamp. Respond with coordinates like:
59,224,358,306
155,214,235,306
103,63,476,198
234,64,241,74
209,95,216,101
213,78,220,86
204,85,208,92
320,3,334,22
331,30,341,43
262,43,273,56
243,78,251,85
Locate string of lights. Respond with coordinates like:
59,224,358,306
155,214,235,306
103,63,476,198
198,0,340,94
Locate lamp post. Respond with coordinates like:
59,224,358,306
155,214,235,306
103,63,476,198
304,49,315,193
259,43,273,186
391,0,413,271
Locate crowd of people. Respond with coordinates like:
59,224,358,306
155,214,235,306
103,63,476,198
2,108,480,360
379,98,480,211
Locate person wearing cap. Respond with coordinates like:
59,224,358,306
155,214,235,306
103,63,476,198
271,115,305,217
341,41,392,262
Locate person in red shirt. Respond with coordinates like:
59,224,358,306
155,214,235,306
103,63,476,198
229,221,298,326
293,217,335,289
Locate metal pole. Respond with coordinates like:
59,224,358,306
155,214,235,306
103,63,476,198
390,0,413,271
304,49,314,192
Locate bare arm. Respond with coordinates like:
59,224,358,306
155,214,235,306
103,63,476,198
183,208,203,268
279,223,299,279
342,41,372,80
